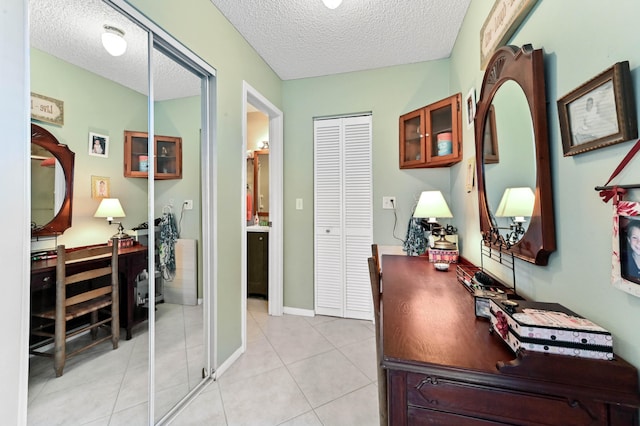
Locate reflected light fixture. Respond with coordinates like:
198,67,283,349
495,187,535,225
495,187,535,243
413,190,456,250
94,198,129,238
102,25,127,57
322,0,343,9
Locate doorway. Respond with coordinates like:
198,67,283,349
242,82,283,351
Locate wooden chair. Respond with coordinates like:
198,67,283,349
30,241,120,377
368,256,387,426
371,243,381,276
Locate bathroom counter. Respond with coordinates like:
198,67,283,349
247,225,270,232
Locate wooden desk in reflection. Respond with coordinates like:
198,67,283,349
31,243,148,340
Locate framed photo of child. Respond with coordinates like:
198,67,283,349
612,201,640,297
89,132,109,158
91,176,111,199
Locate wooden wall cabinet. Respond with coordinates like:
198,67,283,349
399,93,462,168
124,130,182,179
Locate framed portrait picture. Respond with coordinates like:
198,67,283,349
89,132,109,158
612,201,640,298
91,176,110,199
465,88,476,129
557,61,637,156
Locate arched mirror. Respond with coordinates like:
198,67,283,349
31,123,74,237
475,44,556,265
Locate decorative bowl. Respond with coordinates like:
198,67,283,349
434,262,450,271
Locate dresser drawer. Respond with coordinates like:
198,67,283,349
407,372,607,426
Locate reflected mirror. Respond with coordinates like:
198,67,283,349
475,44,556,265
31,124,74,237
484,80,536,237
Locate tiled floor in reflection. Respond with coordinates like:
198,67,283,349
27,299,379,425
171,298,379,425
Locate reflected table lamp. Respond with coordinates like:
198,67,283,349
413,190,456,250
495,187,535,242
94,198,129,239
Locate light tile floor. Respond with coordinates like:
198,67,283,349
171,298,379,425
27,299,380,425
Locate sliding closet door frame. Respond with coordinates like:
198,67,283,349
104,2,218,424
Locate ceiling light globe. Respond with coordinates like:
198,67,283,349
102,26,127,57
322,0,342,9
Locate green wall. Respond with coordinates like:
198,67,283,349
282,61,453,309
449,0,640,368
30,48,148,251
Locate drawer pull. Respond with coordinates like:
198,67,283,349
42,276,51,282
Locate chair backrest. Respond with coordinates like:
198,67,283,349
371,243,381,275
368,256,381,319
56,243,118,310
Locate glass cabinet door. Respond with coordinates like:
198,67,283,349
399,108,426,168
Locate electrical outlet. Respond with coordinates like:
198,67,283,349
184,200,193,210
382,196,396,210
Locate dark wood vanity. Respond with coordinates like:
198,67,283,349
381,255,640,425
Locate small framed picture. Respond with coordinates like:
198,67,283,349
465,88,476,129
89,132,109,158
91,176,110,199
612,202,640,298
557,61,637,156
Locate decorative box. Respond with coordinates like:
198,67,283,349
427,248,458,264
108,236,135,249
489,299,613,360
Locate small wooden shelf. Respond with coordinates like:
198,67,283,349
123,130,182,180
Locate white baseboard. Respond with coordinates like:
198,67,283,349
214,345,243,380
283,306,315,317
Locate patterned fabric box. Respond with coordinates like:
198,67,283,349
427,248,459,263
489,299,613,360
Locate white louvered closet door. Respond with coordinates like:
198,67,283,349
314,115,373,320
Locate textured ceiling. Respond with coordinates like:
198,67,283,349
210,0,471,80
29,0,201,101
29,0,470,99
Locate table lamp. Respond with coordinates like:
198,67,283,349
495,187,534,243
413,190,456,250
94,198,129,239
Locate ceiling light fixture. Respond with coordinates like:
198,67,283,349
322,0,342,9
102,25,127,57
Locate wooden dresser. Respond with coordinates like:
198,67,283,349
381,255,640,425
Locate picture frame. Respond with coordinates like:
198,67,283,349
91,176,110,199
89,132,109,158
612,201,640,298
557,61,637,157
465,88,476,129
482,105,499,164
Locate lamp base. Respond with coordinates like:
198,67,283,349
433,235,456,250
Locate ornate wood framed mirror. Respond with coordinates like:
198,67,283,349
475,44,556,265
31,123,74,237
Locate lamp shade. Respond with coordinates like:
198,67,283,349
322,0,342,9
94,198,126,220
102,25,127,57
413,191,453,220
495,187,535,219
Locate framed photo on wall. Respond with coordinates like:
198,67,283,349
91,176,110,199
557,61,637,156
612,201,640,298
89,132,109,158
466,88,476,129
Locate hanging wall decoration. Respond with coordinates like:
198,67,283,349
612,202,640,297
